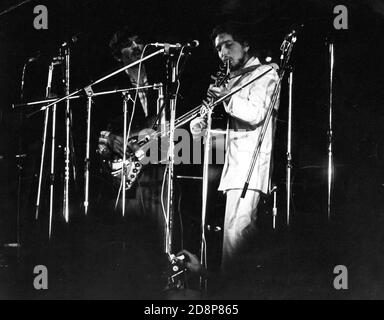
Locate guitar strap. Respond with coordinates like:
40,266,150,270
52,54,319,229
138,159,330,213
228,64,262,89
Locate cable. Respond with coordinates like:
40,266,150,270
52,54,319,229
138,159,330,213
176,46,185,76
161,164,168,224
149,45,186,130
174,46,185,108
158,47,185,252
115,44,150,206
176,181,184,251
127,44,149,143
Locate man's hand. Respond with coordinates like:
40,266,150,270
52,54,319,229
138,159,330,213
98,131,130,158
201,84,231,110
98,131,112,156
98,128,151,159
190,116,207,137
177,250,202,274
206,84,231,102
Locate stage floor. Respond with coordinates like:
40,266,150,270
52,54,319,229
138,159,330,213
1,204,383,300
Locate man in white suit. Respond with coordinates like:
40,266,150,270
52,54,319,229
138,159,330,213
191,22,280,272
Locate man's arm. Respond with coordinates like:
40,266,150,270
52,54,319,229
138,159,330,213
224,66,279,127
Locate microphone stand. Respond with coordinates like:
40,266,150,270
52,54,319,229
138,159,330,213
83,87,93,216
16,83,159,219
35,61,54,220
165,57,177,257
49,99,57,239
121,91,132,217
286,68,293,227
83,85,161,216
5,59,30,255
27,49,164,117
163,48,190,291
199,107,213,294
26,48,164,222
13,86,157,109
327,41,335,221
63,45,71,223
15,85,159,219
35,60,59,239
240,35,297,204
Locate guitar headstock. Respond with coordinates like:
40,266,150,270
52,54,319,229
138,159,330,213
215,60,230,87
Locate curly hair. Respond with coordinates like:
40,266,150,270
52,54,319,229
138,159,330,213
210,22,251,48
109,26,142,62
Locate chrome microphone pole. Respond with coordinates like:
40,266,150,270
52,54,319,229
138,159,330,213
121,92,130,217
49,101,57,239
63,46,71,223
35,108,48,220
2,24,32,248
199,107,213,293
240,32,297,199
165,59,177,256
35,61,55,220
286,69,293,227
13,86,158,109
84,89,93,216
327,42,335,221
11,59,30,253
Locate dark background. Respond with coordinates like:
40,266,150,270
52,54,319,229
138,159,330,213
0,0,384,299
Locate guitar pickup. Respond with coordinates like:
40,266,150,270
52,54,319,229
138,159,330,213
135,149,145,160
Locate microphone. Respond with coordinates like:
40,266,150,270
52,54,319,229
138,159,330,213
284,30,297,40
150,40,199,50
284,24,304,40
61,33,81,47
27,56,38,63
183,40,200,49
26,51,41,63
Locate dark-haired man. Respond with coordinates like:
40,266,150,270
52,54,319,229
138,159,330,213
191,22,280,271
96,27,165,219
109,30,150,121
98,28,160,158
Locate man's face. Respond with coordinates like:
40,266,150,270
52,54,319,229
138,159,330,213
120,35,144,65
214,33,250,70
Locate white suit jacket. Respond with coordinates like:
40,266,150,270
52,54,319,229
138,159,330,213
218,57,279,194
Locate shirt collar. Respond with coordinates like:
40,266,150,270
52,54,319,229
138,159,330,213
244,56,261,69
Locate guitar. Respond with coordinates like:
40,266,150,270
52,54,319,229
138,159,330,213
98,130,145,190
98,61,232,191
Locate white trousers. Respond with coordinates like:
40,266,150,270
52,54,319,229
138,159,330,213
222,189,260,272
